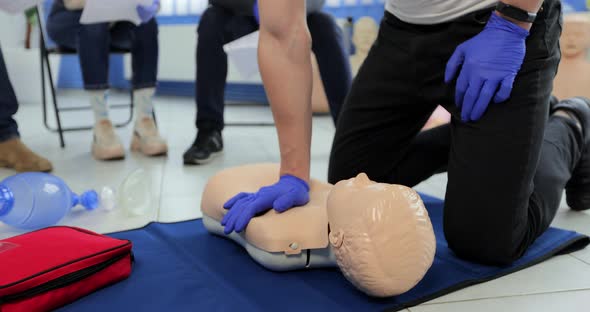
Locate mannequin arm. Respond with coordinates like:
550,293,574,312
258,0,312,182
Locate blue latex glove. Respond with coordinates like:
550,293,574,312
137,0,160,24
221,175,310,234
444,13,530,122
253,0,260,24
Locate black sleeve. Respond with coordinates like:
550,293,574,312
209,0,256,15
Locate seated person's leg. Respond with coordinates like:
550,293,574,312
183,6,258,165
78,23,126,161
109,20,167,157
47,7,125,161
45,2,82,50
0,46,52,172
306,12,352,124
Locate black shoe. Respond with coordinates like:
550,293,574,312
553,97,590,211
183,130,223,165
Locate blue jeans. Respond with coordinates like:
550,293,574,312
0,45,19,142
46,1,158,90
195,6,352,131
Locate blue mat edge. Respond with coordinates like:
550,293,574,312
104,195,590,312
390,235,590,311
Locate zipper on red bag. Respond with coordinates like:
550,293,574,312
0,252,131,304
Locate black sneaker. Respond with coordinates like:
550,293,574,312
553,97,590,211
183,130,223,165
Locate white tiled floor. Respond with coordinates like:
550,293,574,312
1,92,590,311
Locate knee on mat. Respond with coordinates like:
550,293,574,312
445,226,522,266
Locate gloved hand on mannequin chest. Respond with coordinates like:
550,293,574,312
222,175,310,234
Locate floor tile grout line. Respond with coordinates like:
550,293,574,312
156,162,165,222
420,287,590,306
571,254,590,266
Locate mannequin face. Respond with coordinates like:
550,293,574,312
561,15,590,58
326,174,435,297
352,17,378,54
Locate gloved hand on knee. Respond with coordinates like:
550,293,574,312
221,175,310,234
445,13,530,122
137,0,160,23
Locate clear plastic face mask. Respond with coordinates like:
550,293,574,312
96,168,152,216
116,168,152,216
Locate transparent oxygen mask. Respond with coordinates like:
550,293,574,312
99,168,152,216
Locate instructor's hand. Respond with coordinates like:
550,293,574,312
445,13,529,122
221,175,310,234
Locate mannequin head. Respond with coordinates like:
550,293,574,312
561,13,590,59
327,173,436,297
353,17,379,55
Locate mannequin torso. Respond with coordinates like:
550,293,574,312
201,163,436,297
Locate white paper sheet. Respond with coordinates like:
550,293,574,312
223,31,260,79
0,0,43,14
80,0,153,26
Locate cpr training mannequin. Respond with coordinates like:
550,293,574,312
553,13,590,99
201,164,436,297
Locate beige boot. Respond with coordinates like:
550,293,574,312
131,117,168,156
0,138,53,172
92,120,125,160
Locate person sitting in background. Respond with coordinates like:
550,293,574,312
183,0,352,165
0,45,53,172
46,0,167,161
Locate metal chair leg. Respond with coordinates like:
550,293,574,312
37,7,65,148
45,52,66,148
40,41,49,131
124,88,134,127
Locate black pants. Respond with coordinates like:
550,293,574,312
195,6,352,131
329,0,581,265
0,44,19,142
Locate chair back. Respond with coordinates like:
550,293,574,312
37,0,58,50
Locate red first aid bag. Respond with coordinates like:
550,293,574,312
0,226,133,312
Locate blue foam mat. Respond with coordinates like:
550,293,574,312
58,195,589,312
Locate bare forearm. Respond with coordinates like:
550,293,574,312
258,0,312,182
498,0,543,30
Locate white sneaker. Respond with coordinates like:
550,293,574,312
92,120,125,160
131,117,168,156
